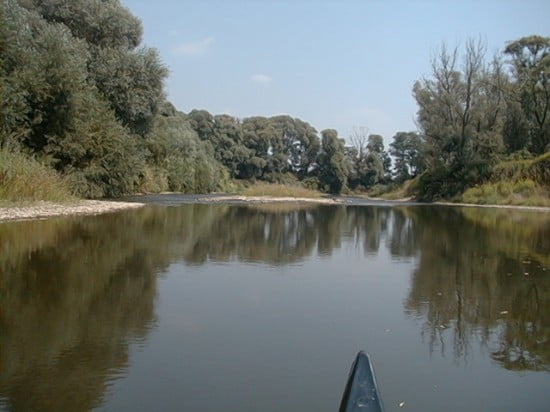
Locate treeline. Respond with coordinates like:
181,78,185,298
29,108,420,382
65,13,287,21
1,0,229,198
0,0,355,198
1,0,548,199
404,37,550,200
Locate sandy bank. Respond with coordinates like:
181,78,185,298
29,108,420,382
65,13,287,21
0,200,145,223
201,195,344,204
204,195,550,212
1,195,548,223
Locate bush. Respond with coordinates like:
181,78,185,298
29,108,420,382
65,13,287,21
461,179,548,206
302,177,321,191
416,161,492,201
0,148,74,202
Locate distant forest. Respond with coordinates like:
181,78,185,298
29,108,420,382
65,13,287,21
1,0,548,199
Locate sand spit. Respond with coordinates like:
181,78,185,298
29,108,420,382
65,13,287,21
201,195,345,204
0,200,145,223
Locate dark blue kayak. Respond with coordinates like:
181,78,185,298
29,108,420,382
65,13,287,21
339,351,384,412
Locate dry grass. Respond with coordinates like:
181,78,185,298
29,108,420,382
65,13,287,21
373,178,419,200
238,182,323,198
0,148,75,204
460,152,550,207
461,179,550,207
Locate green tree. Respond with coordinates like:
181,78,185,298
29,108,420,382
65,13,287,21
413,39,505,168
413,39,507,199
317,129,349,194
269,115,320,179
389,131,426,182
146,108,229,193
0,0,166,197
240,116,272,179
504,35,550,154
27,0,143,49
347,127,369,189
89,47,167,137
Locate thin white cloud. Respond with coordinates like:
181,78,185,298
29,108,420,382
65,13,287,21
172,37,214,56
250,74,273,83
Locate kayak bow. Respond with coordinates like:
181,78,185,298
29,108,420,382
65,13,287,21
339,351,384,412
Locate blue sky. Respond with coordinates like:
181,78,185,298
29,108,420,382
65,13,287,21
123,0,549,144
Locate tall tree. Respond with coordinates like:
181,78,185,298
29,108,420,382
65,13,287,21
269,116,320,179
390,131,426,182
504,35,550,154
413,39,505,167
317,129,349,194
347,127,369,189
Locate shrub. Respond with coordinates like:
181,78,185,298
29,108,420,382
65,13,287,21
0,148,74,202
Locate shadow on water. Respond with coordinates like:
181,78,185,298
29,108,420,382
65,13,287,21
0,202,548,410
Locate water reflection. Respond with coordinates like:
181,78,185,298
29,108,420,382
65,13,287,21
0,203,548,411
0,214,159,411
403,207,550,372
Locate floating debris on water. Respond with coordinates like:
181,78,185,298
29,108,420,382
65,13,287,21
399,401,406,408
500,310,509,315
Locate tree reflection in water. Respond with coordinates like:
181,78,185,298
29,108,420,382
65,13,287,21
403,207,550,372
0,203,548,410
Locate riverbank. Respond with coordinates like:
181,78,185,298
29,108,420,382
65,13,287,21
2,195,549,223
0,200,145,222
201,195,343,204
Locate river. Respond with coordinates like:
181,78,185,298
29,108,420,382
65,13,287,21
0,197,548,411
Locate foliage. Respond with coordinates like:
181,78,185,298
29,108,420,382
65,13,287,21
2,0,547,202
0,146,74,202
416,160,492,201
317,129,349,194
460,152,550,206
389,131,426,182
145,109,230,193
461,180,549,206
1,0,166,198
346,128,392,189
504,36,550,154
406,35,549,203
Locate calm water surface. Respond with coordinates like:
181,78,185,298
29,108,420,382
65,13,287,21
0,198,549,411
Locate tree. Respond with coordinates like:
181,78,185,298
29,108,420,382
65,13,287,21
347,127,369,189
504,35,550,154
28,0,143,50
390,131,426,182
89,47,167,137
241,116,272,179
367,134,392,183
0,0,167,197
269,116,319,179
317,129,349,194
413,39,505,168
212,114,250,177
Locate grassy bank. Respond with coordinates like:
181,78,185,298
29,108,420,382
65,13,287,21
373,153,550,206
460,153,550,206
0,149,75,205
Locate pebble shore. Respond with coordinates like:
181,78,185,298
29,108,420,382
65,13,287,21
0,200,145,222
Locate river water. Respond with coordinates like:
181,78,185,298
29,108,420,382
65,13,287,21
0,197,548,411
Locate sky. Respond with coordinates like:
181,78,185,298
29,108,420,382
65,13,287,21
122,0,550,144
